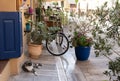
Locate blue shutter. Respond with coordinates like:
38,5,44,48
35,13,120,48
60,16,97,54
0,12,23,60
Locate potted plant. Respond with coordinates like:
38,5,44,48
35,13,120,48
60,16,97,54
27,22,48,59
24,20,32,33
27,21,60,59
24,4,33,19
69,19,93,61
72,32,92,61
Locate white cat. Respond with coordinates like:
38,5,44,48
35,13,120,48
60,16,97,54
22,61,42,76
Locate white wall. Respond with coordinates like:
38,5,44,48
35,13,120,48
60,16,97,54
77,0,116,11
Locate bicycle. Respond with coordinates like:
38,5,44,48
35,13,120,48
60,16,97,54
37,21,69,56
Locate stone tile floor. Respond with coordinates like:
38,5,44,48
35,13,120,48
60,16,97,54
8,48,67,81
8,47,110,81
63,48,109,81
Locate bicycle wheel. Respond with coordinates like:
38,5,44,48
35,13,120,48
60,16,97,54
57,26,64,45
46,33,69,56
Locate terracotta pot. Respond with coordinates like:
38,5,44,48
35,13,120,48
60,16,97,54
28,44,42,59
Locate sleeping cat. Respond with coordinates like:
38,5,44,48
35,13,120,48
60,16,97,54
22,60,42,76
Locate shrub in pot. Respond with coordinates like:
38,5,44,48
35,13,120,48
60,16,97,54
27,21,61,59
71,31,92,61
69,19,93,61
28,22,48,59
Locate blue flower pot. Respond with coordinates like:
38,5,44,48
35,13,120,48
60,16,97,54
75,46,91,61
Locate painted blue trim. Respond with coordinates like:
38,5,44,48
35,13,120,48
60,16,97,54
0,12,23,60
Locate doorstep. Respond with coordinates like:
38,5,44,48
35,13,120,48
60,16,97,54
0,60,10,81
0,60,9,74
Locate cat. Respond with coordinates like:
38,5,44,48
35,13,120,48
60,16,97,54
22,60,42,76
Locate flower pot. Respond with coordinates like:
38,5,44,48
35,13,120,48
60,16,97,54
25,23,31,32
28,44,42,59
75,46,91,61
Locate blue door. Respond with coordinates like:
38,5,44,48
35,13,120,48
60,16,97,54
0,12,23,60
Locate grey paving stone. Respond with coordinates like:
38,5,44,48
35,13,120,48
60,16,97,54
9,73,34,81
40,64,57,70
34,75,59,81
8,51,64,81
35,70,58,76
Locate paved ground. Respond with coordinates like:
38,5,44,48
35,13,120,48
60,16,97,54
63,47,109,81
8,46,110,81
8,48,67,81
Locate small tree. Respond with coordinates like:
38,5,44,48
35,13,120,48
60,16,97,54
92,0,120,80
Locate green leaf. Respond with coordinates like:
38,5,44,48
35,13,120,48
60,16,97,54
95,51,99,57
75,0,79,4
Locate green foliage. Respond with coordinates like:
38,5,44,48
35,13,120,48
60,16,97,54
75,0,79,4
59,10,68,26
28,21,61,45
30,22,48,45
109,0,120,26
48,27,61,33
69,15,93,47
104,57,120,81
45,7,53,17
53,2,58,6
38,0,43,6
92,0,120,57
70,10,75,17
92,0,120,80
36,0,44,21
71,31,93,47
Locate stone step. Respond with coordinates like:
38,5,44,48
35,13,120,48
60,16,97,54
0,60,10,81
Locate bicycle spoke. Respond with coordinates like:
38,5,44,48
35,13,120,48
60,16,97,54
46,33,69,56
